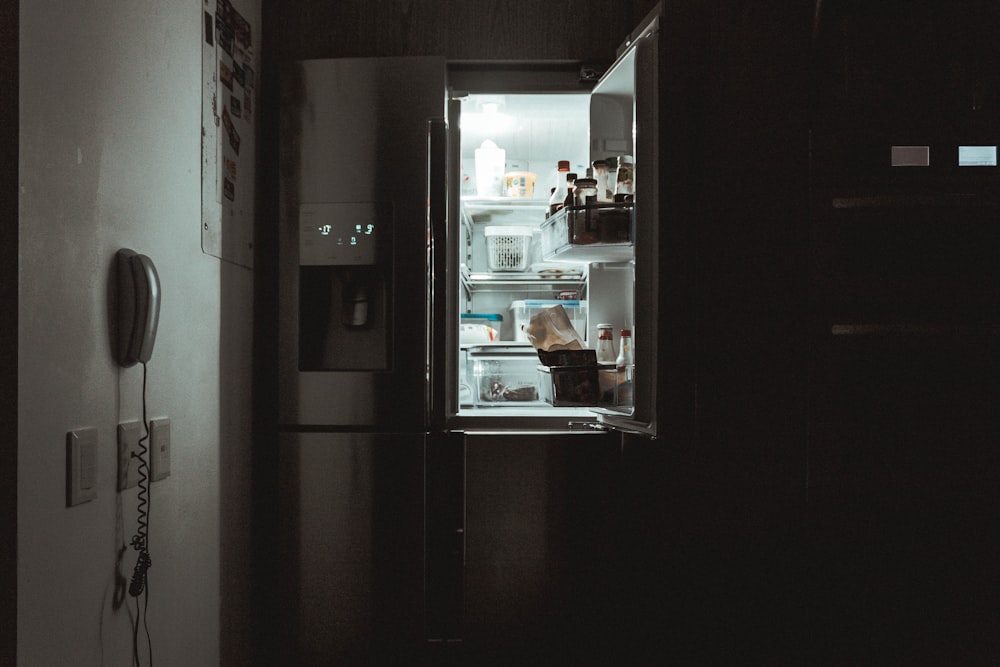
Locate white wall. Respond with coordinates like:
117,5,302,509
18,1,255,665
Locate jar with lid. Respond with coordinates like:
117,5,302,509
573,177,598,206
591,160,612,202
595,324,617,364
614,155,634,196
605,157,619,198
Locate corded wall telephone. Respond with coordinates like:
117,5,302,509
116,248,161,367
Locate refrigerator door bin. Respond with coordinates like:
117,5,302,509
536,348,596,367
537,364,609,406
540,203,634,262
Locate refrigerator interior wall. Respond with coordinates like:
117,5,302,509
459,94,591,200
455,92,608,418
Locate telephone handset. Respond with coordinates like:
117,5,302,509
116,248,161,367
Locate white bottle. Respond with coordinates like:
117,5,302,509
547,160,571,217
615,328,634,407
475,140,505,197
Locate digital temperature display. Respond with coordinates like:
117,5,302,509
318,222,375,246
299,203,379,266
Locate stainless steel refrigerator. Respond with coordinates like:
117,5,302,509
276,4,694,662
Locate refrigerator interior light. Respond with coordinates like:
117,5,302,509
461,109,514,135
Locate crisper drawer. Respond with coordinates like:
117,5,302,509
467,345,543,407
540,203,634,262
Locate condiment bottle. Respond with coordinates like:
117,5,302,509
561,172,578,210
572,176,600,244
615,328,634,407
547,162,572,217
595,324,617,364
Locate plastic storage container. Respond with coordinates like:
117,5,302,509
510,299,588,343
467,345,541,406
485,226,533,272
459,313,504,343
460,313,503,328
503,171,537,198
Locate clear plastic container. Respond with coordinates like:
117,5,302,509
511,299,587,343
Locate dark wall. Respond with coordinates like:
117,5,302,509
272,0,660,61
619,2,815,663
259,1,1000,664
1,1,17,664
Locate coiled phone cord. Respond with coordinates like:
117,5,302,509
129,361,153,667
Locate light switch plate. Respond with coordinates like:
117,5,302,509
117,421,143,491
66,428,98,506
150,418,170,482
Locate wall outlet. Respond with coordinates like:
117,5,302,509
117,421,143,491
66,427,98,506
150,417,170,482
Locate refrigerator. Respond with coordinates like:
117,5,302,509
276,3,693,662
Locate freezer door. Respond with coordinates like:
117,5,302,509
279,57,446,428
277,432,425,663
461,430,623,663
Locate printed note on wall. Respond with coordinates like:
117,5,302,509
202,0,258,268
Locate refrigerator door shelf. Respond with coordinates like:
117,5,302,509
540,203,634,262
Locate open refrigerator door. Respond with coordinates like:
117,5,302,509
447,7,663,437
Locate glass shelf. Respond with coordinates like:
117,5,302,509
460,265,586,294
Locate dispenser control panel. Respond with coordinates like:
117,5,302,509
299,202,379,265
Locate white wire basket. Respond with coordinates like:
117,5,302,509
484,226,532,272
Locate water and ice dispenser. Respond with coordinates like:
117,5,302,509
297,202,390,371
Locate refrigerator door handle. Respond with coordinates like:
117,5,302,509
426,117,450,429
